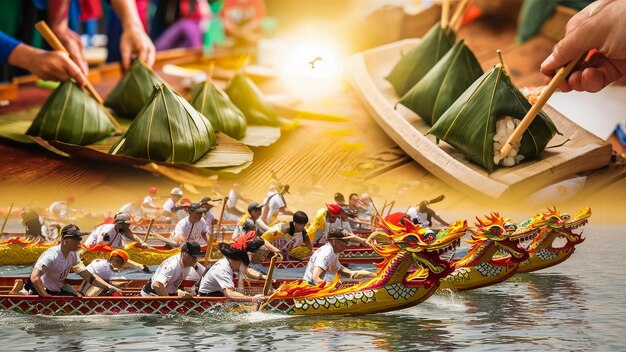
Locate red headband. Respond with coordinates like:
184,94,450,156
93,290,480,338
326,203,341,215
232,230,256,251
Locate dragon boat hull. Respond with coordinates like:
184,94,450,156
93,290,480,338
516,247,575,273
439,260,519,291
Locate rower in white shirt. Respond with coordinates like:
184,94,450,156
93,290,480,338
84,212,150,249
141,241,206,297
48,195,77,220
141,187,160,218
261,184,293,225
162,187,184,223
232,202,269,240
172,203,209,247
23,224,121,297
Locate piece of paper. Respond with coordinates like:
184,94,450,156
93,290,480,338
548,85,626,140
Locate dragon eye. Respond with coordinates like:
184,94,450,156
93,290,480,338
489,226,503,235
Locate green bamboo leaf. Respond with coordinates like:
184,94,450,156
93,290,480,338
109,84,216,163
225,73,282,127
386,22,456,96
190,80,247,140
104,60,164,118
25,81,115,145
428,65,559,172
398,40,483,126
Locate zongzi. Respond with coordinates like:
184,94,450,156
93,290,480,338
190,80,247,140
386,22,456,96
428,64,559,172
104,60,164,118
225,73,282,127
398,39,483,126
26,80,115,145
109,84,216,163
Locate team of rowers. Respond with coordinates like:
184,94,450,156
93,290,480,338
18,185,449,302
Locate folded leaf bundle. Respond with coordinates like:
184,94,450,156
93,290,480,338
26,80,115,145
104,60,164,118
398,39,483,126
225,73,281,126
428,64,559,172
109,84,216,163
386,22,456,96
190,80,247,140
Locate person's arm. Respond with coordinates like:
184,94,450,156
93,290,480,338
223,287,264,302
124,230,150,249
337,266,376,280
109,0,155,68
262,240,284,260
342,232,370,247
47,0,88,74
278,206,294,216
152,281,169,296
540,0,626,92
77,270,121,294
29,267,50,297
311,266,327,285
123,259,151,273
256,218,270,233
244,267,269,280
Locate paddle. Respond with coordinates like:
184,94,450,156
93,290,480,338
0,203,14,236
143,219,155,242
256,254,277,312
204,197,229,263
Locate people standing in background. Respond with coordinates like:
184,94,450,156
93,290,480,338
221,0,266,46
155,0,210,51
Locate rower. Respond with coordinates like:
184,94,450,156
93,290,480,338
21,208,46,241
81,249,142,296
407,199,450,228
261,184,293,225
141,241,206,297
48,195,77,220
198,233,267,302
23,224,121,297
261,211,313,259
226,183,253,218
141,187,160,218
307,203,342,245
333,206,371,247
347,193,371,229
200,196,219,228
303,227,376,286
172,203,209,247
357,194,374,227
334,192,347,206
232,202,269,240
162,187,185,223
84,212,150,249
119,199,142,221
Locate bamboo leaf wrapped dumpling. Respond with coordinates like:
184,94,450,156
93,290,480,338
190,80,247,140
386,22,456,96
225,73,281,126
104,60,164,118
109,84,216,163
26,80,115,145
398,39,483,126
428,64,559,172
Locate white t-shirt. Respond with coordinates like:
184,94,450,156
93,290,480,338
407,208,430,226
266,193,286,222
150,254,205,294
303,243,342,283
86,259,116,282
173,217,209,246
85,224,131,248
143,195,154,205
120,202,141,219
198,258,235,294
48,201,69,218
227,189,237,209
162,199,176,212
203,209,215,226
34,245,85,292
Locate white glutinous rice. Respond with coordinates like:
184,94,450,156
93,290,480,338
493,116,524,167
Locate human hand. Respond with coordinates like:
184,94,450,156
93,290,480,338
142,265,152,273
8,45,88,87
177,290,193,299
252,294,266,302
540,0,626,92
120,24,155,69
109,285,122,294
52,26,88,75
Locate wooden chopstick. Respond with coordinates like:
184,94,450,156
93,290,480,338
499,53,585,158
450,0,470,32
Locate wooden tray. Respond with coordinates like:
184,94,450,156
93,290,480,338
346,39,613,199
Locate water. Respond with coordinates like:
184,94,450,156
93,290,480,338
0,225,624,351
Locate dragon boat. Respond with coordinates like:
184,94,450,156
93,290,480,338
438,213,536,291
0,220,467,316
517,207,591,273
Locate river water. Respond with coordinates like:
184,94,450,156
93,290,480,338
0,224,624,351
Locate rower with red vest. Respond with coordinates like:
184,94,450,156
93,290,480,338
23,225,121,297
85,212,150,249
141,241,206,297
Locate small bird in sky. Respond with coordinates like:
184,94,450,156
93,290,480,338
308,56,323,69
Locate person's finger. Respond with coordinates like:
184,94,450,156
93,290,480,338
567,70,584,91
60,53,88,87
145,42,156,67
120,40,131,70
581,67,607,92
